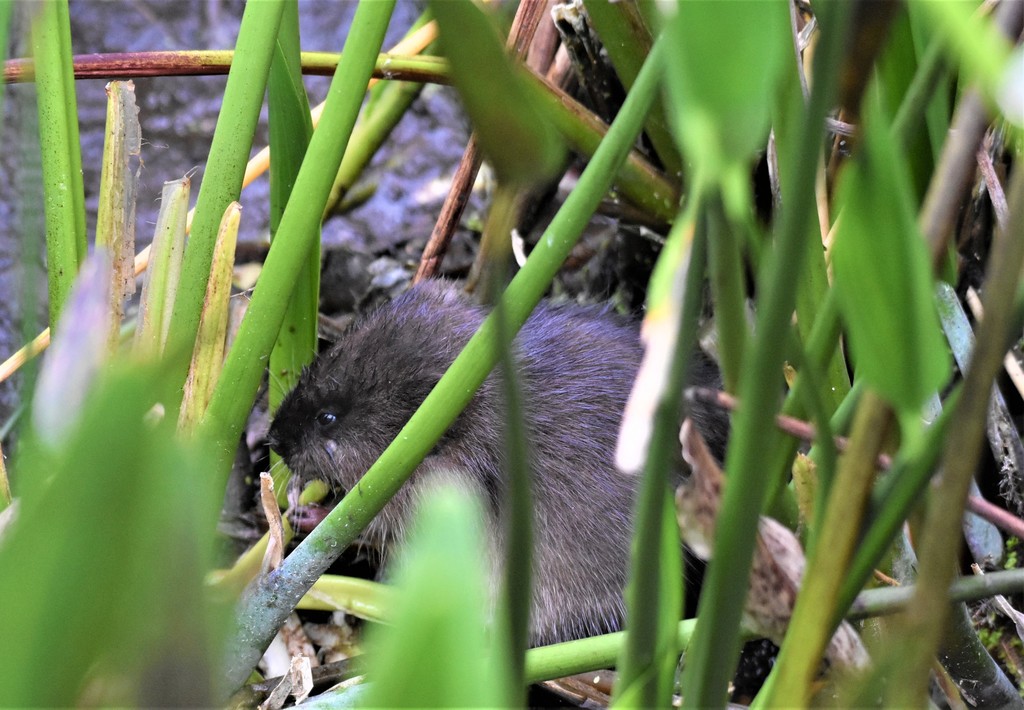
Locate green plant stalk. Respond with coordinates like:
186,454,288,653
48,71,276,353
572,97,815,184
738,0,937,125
207,518,294,602
30,0,85,328
784,328,840,537
584,0,681,179
705,189,748,393
199,0,394,483
54,0,84,257
296,575,394,622
483,186,533,704
887,143,1024,709
890,20,947,155
165,0,285,389
848,563,1024,619
8,81,45,461
772,45,851,417
0,438,9,508
619,497,685,710
616,207,703,708
679,3,853,705
792,230,850,415
833,386,956,619
323,10,432,217
362,6,430,117
526,70,678,223
267,2,317,506
906,4,953,168
222,35,667,691
769,14,951,516
767,390,893,706
768,285,844,530
324,77,426,216
268,3,316,400
528,619,698,685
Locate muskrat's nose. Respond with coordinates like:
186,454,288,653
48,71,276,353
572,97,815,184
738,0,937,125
266,425,288,458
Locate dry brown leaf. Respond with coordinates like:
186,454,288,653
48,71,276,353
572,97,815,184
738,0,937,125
677,419,869,669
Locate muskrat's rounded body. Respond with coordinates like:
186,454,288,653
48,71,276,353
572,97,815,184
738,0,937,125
269,280,724,645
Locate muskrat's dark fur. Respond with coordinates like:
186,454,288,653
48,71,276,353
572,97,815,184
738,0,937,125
269,280,727,645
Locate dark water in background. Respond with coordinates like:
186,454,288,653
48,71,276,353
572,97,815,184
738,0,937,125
0,0,476,426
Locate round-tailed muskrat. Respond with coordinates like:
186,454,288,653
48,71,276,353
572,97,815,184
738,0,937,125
268,280,726,645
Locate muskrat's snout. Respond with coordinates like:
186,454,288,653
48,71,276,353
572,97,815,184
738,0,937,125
266,419,297,461
265,425,283,457
266,388,315,462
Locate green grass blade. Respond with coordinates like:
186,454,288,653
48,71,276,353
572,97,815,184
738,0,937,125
772,29,851,418
831,97,951,414
0,363,220,705
662,0,788,181
905,4,953,167
430,0,564,185
878,8,939,202
362,488,511,708
267,0,315,405
917,0,1014,101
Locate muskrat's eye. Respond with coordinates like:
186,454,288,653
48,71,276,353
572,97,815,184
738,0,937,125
315,411,337,427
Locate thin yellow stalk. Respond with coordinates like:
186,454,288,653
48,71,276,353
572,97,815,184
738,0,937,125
0,439,10,508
